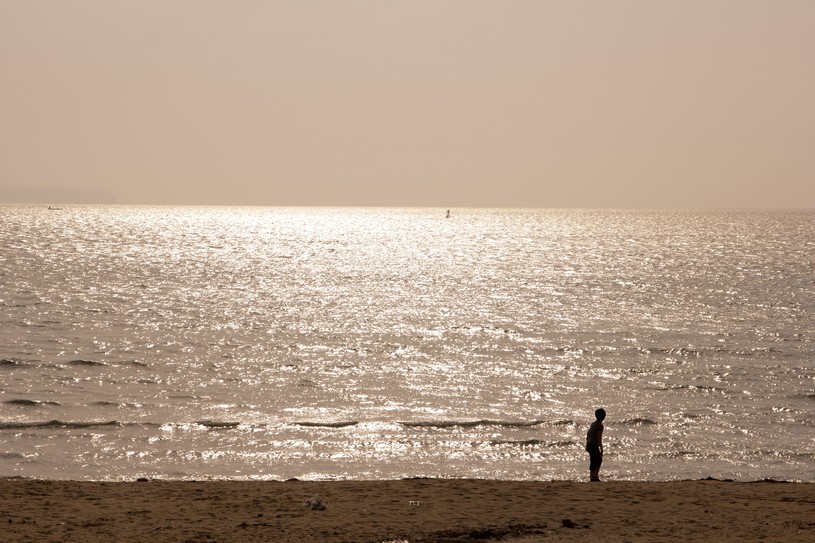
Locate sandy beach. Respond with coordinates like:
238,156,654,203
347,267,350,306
1,478,812,542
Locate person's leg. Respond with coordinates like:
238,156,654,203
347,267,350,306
588,447,601,481
593,452,603,481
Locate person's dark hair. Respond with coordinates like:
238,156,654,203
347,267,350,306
595,408,606,420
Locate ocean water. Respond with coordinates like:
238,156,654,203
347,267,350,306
1,205,813,482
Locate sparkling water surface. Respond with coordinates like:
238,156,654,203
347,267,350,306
1,206,813,481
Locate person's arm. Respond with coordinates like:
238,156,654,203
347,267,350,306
597,427,603,454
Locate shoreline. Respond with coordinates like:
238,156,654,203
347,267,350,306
1,478,812,542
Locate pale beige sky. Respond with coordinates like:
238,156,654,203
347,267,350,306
1,1,813,207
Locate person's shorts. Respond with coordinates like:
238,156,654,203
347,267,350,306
586,444,603,470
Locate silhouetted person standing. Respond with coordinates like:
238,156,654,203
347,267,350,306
585,408,606,482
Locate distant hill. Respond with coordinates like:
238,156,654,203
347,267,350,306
0,184,118,204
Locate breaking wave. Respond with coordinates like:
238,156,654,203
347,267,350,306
3,399,61,406
398,419,553,429
0,420,122,430
294,421,359,428
620,418,658,426
0,358,31,368
68,359,109,367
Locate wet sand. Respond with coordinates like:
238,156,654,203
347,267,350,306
1,478,812,542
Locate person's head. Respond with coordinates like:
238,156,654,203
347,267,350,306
595,408,606,421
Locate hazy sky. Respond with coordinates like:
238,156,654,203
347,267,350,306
2,1,813,207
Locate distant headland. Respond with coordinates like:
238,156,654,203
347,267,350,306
0,184,118,205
